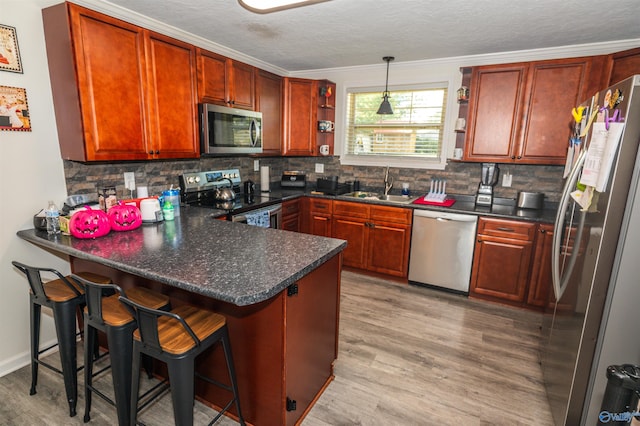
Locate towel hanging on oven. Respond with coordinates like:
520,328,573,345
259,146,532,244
246,209,270,227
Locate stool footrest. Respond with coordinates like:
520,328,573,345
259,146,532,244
195,372,233,393
136,378,170,412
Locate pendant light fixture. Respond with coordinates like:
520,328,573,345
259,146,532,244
376,56,395,115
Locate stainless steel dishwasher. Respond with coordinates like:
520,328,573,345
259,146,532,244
408,209,478,293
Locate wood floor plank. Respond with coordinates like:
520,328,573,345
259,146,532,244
0,270,553,425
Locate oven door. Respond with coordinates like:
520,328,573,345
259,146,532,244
232,204,282,229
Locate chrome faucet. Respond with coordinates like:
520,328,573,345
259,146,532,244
383,166,393,195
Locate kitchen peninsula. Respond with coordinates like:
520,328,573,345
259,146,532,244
17,206,346,426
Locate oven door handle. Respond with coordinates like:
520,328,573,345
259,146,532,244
232,204,282,224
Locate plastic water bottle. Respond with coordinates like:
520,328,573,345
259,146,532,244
45,201,61,235
162,199,174,221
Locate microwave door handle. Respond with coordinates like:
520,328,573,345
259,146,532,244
250,119,260,147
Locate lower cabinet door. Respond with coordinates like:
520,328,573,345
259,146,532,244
332,217,367,268
367,222,411,277
309,213,332,237
470,236,533,302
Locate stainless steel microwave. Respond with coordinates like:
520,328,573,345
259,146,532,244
199,104,262,155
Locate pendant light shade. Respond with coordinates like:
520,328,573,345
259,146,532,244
377,56,395,115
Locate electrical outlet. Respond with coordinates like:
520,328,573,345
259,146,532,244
315,163,324,173
124,172,136,190
502,172,512,187
253,159,260,172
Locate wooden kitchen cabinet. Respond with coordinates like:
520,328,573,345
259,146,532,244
527,224,554,308
464,57,600,165
316,80,336,156
256,69,283,155
332,201,412,278
196,49,256,110
606,47,640,86
470,217,536,303
43,3,198,162
306,198,332,237
282,198,301,232
283,77,317,156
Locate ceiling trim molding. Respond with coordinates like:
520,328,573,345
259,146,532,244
291,38,640,78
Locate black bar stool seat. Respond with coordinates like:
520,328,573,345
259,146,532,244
119,297,246,426
71,274,170,426
11,261,112,417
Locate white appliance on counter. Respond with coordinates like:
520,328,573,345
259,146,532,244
541,75,640,425
408,210,478,293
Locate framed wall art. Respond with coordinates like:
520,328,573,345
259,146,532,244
0,85,31,131
0,24,22,73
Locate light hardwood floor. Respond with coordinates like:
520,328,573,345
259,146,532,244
0,271,553,425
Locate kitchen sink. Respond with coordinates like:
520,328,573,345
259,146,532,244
342,191,418,205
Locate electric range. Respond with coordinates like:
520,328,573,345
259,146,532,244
179,169,282,216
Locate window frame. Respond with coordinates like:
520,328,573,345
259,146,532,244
339,79,458,170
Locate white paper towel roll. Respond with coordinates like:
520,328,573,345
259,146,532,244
260,166,270,192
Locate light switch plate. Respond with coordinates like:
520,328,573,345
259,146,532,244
502,172,512,187
253,159,260,172
315,163,324,173
124,172,135,190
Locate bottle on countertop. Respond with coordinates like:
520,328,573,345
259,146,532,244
401,183,410,197
45,200,61,235
162,199,174,221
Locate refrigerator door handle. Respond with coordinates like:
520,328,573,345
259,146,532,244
552,149,588,301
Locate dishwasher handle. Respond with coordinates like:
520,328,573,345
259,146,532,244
413,209,478,223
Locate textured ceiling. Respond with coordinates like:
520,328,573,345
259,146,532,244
73,0,640,71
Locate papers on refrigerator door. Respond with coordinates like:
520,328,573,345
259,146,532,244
579,122,625,192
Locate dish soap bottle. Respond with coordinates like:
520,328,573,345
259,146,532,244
45,200,61,235
162,199,174,221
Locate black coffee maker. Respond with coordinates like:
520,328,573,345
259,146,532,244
475,163,499,206
243,180,255,202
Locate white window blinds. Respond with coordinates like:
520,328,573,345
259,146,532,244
345,87,448,160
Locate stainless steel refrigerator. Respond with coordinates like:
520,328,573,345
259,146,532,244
541,74,640,425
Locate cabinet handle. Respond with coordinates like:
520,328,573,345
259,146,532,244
155,150,160,155
496,227,515,232
149,150,154,155
511,156,516,160
540,229,546,234
517,156,522,159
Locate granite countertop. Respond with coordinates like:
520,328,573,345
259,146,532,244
269,187,558,224
16,207,346,306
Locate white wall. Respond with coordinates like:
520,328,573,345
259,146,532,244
0,0,71,376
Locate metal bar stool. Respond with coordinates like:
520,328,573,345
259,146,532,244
71,274,171,425
11,261,112,417
119,296,246,426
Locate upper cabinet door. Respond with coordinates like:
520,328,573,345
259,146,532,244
196,49,228,105
256,69,283,155
145,33,199,159
230,60,256,110
197,49,255,110
283,77,317,156
518,59,590,164
44,3,199,161
464,64,528,162
67,5,150,161
463,57,599,165
607,47,640,86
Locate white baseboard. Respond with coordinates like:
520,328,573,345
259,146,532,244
0,338,59,378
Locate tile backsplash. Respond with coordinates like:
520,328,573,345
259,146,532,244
64,157,565,202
